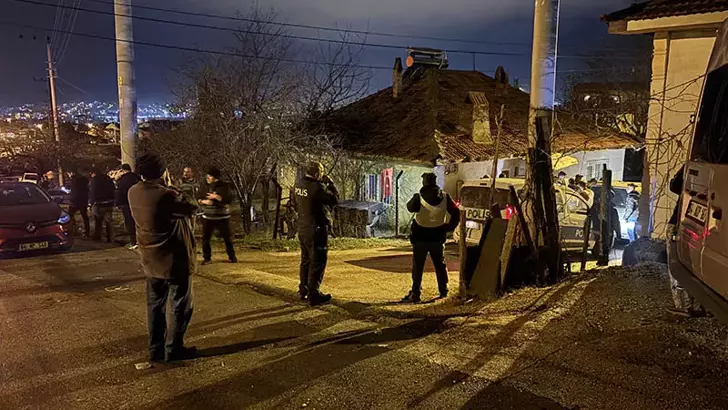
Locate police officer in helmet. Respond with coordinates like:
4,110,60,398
295,162,339,306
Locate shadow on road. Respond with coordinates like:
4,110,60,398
145,316,452,410
346,254,459,274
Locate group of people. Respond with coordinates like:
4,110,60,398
291,164,461,306
556,171,641,241
127,159,461,363
123,154,243,362
64,165,139,246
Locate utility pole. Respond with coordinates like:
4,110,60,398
114,0,138,170
528,0,560,139
46,40,64,187
527,0,563,282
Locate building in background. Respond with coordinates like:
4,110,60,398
603,0,728,237
302,51,638,235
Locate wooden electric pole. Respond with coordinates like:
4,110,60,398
46,40,64,187
114,0,138,170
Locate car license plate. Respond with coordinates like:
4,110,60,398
464,207,490,221
686,201,708,224
19,242,49,251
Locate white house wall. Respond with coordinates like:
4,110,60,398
558,149,627,181
443,148,627,198
645,32,714,237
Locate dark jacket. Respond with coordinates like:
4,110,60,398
295,176,339,232
89,174,116,207
129,181,198,279
669,165,686,225
69,174,89,207
115,172,140,207
197,179,233,219
407,185,461,243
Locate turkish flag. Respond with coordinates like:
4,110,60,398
381,168,393,202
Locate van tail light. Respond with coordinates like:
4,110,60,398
504,204,517,220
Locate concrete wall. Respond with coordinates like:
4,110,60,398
645,31,715,237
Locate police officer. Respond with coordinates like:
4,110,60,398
403,172,460,303
295,162,338,306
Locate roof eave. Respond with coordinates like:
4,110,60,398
606,12,728,35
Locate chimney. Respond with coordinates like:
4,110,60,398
495,66,510,94
466,91,492,144
393,57,403,98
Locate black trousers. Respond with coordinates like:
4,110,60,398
120,205,136,245
146,276,194,358
299,227,328,297
202,218,236,261
92,205,113,241
411,241,449,295
69,204,90,236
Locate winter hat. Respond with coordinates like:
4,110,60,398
137,153,165,180
207,167,222,179
422,172,437,187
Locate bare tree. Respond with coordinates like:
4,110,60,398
147,6,371,235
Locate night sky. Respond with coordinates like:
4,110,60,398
0,0,642,107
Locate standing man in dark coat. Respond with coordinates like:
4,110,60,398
69,168,90,238
89,168,116,242
295,162,338,306
403,173,460,303
197,167,237,264
128,153,198,362
116,164,141,249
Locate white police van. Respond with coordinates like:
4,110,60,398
669,19,728,323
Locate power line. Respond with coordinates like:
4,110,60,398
10,0,644,61
57,75,92,96
74,0,535,48
2,21,397,70
10,0,526,58
5,21,651,79
49,0,63,47
55,0,82,64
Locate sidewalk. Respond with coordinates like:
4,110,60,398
196,245,482,319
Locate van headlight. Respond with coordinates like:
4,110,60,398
58,211,70,224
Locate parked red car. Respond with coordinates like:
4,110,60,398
0,182,72,255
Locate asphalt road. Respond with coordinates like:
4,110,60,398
0,242,566,410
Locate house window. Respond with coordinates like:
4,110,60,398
364,174,380,202
514,166,525,177
586,159,610,181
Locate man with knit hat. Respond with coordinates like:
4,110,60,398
128,152,198,362
402,172,460,303
198,167,237,264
